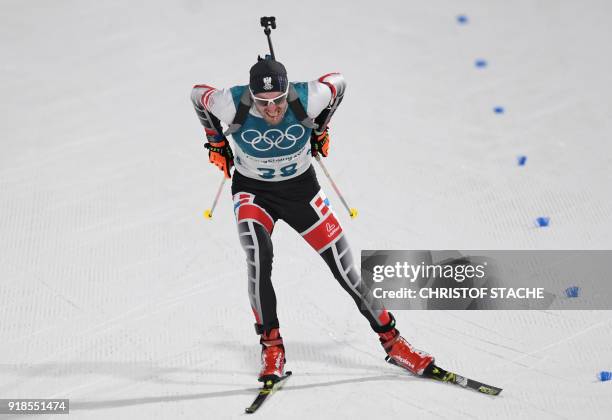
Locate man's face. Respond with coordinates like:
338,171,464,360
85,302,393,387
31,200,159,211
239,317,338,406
252,90,289,126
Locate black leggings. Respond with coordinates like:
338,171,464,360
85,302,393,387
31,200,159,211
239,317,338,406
231,166,391,334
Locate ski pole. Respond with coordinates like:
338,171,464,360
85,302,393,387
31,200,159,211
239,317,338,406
204,175,227,220
314,155,358,219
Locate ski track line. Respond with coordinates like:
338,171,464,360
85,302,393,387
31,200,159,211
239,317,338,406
405,316,540,367
6,274,242,368
505,318,611,364
500,318,612,384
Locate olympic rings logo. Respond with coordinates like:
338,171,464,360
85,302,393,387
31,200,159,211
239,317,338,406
240,124,305,151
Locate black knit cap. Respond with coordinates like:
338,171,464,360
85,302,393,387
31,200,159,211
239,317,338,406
249,57,288,94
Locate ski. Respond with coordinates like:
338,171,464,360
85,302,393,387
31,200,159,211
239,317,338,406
386,358,502,396
245,371,292,414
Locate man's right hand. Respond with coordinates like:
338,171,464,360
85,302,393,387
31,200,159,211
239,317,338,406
205,139,234,178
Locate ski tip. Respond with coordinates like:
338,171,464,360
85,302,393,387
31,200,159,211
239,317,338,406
245,371,293,414
478,385,503,396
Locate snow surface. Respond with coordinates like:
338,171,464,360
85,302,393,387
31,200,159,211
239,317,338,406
1,0,612,419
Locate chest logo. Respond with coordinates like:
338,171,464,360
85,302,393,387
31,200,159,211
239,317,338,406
241,124,305,151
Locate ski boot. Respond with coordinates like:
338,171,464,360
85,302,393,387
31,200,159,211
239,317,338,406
379,327,434,376
258,328,286,382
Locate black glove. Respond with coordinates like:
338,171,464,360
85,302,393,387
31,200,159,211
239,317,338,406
310,128,330,157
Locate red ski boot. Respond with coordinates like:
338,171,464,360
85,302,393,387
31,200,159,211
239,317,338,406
379,328,434,376
258,328,286,382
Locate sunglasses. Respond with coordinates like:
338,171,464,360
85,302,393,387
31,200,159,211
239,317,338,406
250,88,289,107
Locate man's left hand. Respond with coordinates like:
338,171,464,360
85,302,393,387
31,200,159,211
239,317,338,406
311,128,330,157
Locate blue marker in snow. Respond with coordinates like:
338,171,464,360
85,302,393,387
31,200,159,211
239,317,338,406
475,59,487,68
599,371,611,382
536,217,550,227
518,156,527,166
457,15,469,24
494,106,505,114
